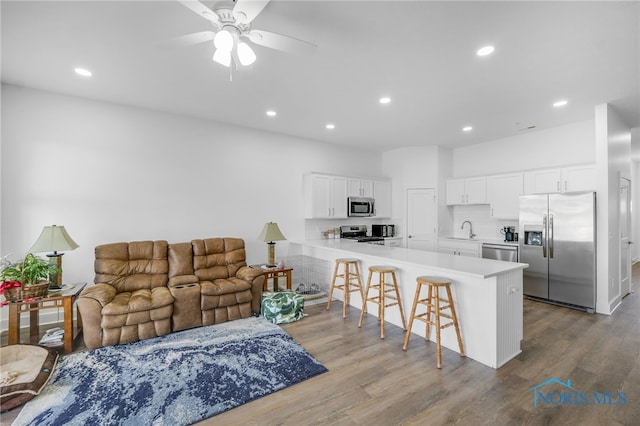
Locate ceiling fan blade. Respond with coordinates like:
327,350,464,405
177,0,219,24
248,30,317,55
160,31,215,48
233,0,270,24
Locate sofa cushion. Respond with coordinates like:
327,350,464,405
102,287,174,314
200,278,252,296
168,242,194,278
192,238,247,281
95,241,169,292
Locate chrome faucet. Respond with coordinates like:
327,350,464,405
461,220,475,239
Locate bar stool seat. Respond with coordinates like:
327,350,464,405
326,258,366,318
358,265,406,339
403,276,465,369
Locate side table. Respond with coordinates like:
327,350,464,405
250,266,293,292
6,282,87,354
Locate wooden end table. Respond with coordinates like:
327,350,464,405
251,266,293,292
6,282,87,354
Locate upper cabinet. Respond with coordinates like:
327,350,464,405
524,164,595,194
304,173,348,219
446,177,487,205
487,173,523,219
348,178,374,197
373,180,392,218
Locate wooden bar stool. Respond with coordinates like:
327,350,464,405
403,276,465,368
358,265,407,339
326,258,366,318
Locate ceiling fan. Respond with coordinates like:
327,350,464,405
175,0,317,68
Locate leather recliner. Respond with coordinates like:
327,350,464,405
78,238,264,350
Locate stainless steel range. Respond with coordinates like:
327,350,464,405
340,225,385,245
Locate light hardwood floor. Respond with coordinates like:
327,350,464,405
2,264,638,425
208,264,640,425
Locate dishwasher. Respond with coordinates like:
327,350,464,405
482,243,518,262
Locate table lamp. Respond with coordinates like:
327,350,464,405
29,225,79,288
257,222,286,267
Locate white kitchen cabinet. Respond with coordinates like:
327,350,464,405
373,180,392,217
487,173,523,219
524,164,595,194
563,164,596,192
304,173,348,219
348,178,373,197
438,239,481,257
446,177,487,205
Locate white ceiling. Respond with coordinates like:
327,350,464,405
2,1,639,152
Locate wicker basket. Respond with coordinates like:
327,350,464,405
3,282,50,302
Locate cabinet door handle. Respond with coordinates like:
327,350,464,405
564,180,567,191
461,195,464,203
557,181,560,191
466,194,469,203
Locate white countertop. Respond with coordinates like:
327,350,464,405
295,239,528,279
439,237,519,247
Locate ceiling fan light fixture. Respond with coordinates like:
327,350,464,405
213,49,231,67
214,29,234,52
237,42,256,66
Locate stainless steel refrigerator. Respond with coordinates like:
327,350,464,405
519,191,596,312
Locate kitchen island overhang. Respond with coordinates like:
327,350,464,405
291,239,529,369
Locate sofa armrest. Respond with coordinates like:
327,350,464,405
168,275,199,288
77,283,117,350
237,266,265,315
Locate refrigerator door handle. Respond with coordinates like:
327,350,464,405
542,214,547,258
549,214,554,258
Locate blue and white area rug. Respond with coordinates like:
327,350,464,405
13,316,327,425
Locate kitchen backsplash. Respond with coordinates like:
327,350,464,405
450,205,518,241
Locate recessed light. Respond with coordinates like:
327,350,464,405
462,126,473,132
553,100,568,108
476,46,495,57
325,123,335,130
266,110,277,117
74,67,92,77
379,97,391,104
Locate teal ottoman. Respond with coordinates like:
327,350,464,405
261,291,304,324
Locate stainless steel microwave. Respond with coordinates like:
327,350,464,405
348,197,375,217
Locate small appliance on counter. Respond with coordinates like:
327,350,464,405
501,226,516,242
371,224,395,238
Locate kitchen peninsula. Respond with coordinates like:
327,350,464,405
291,240,529,369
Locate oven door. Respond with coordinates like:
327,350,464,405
348,197,375,217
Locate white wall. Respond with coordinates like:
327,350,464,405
632,127,640,262
0,84,383,328
382,146,453,241
453,120,596,177
595,103,632,314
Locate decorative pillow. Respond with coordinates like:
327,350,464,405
261,291,304,324
0,345,59,413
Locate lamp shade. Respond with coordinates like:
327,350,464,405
257,222,286,243
29,225,79,254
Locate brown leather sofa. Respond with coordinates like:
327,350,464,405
77,238,264,350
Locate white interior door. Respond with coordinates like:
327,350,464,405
620,178,632,296
407,188,436,251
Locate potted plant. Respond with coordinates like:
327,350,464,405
0,253,59,302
